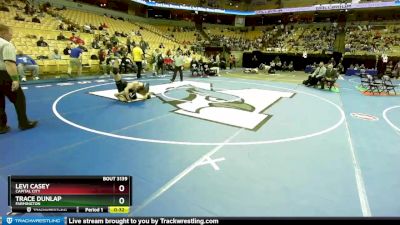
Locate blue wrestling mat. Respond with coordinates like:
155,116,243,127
1,72,400,217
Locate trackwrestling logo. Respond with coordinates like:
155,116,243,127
154,81,295,130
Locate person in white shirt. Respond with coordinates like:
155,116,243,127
50,49,61,60
0,24,37,134
170,50,185,82
303,62,326,87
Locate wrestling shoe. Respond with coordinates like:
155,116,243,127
19,121,38,131
0,126,10,134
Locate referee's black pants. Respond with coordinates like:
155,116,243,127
172,66,183,82
0,71,29,128
135,61,142,79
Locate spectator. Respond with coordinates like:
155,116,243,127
69,33,85,45
99,49,109,75
126,37,132,53
229,55,236,69
392,61,399,79
321,64,338,90
155,49,164,76
67,24,76,32
139,38,148,54
16,50,40,81
0,4,10,12
282,61,288,71
69,33,77,42
58,23,65,30
288,61,294,72
151,48,160,76
68,44,83,77
90,24,97,30
328,57,336,67
337,62,344,74
78,43,88,52
36,37,48,47
220,55,227,70
14,13,25,21
120,54,136,74
69,32,81,43
92,38,101,49
251,55,258,68
57,32,66,40
385,61,393,75
50,49,61,60
101,23,108,29
63,43,72,55
303,62,326,87
83,24,91,33
32,16,41,23
110,35,119,46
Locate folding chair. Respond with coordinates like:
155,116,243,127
324,77,337,90
360,73,370,88
365,75,381,95
382,75,397,95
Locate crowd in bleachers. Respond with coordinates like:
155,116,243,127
200,24,338,54
345,24,400,55
1,0,400,82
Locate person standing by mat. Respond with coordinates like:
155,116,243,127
0,24,37,134
170,50,184,82
132,43,144,79
68,43,83,77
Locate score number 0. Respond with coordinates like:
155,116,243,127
118,185,126,205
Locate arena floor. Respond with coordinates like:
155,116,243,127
1,69,400,217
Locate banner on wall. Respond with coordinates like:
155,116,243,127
131,0,398,16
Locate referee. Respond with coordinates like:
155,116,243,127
0,24,37,134
170,50,184,82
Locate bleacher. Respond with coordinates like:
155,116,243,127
1,0,399,80
154,25,198,45
0,1,183,78
345,24,400,56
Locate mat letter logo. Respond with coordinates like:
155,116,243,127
157,82,294,130
6,217,12,224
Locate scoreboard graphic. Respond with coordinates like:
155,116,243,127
8,176,132,214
